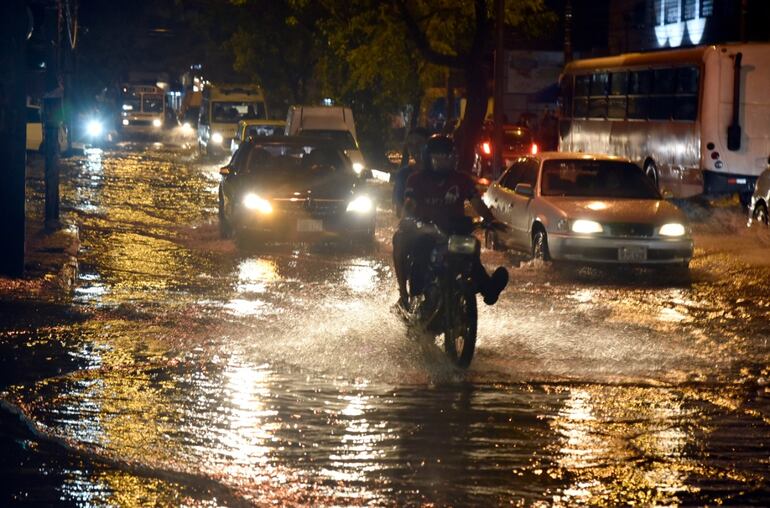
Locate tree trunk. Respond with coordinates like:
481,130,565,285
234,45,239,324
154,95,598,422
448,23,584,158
456,63,489,174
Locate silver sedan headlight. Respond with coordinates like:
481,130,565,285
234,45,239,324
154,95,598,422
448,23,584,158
211,132,224,144
659,223,686,237
571,219,603,234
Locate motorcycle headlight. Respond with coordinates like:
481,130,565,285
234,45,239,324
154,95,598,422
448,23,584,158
243,193,272,214
211,132,224,144
346,195,373,213
352,162,365,175
86,120,103,138
571,219,603,234
152,118,162,128
659,223,686,237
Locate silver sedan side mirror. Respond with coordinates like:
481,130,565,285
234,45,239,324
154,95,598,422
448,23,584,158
514,183,534,197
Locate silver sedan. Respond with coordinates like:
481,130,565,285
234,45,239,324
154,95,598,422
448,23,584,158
483,153,693,267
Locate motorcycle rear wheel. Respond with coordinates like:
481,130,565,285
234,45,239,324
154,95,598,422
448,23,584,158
443,291,478,368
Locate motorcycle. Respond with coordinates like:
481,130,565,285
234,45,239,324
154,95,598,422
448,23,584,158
402,218,490,368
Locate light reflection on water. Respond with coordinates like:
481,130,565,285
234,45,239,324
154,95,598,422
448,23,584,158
3,144,766,505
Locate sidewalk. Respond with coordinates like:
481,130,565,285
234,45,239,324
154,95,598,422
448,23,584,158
0,154,79,299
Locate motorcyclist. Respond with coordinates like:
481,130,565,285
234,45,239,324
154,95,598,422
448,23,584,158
393,134,509,310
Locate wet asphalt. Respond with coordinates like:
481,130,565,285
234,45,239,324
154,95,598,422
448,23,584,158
0,140,768,506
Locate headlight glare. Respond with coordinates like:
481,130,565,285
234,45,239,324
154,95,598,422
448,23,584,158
352,162,364,175
659,223,686,237
211,132,224,144
152,118,162,128
346,195,373,213
122,119,129,126
86,120,103,137
571,219,603,234
243,193,272,214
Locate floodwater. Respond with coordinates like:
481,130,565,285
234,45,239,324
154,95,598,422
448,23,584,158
1,142,769,506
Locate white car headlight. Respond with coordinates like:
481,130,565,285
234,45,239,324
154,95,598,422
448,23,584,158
122,119,129,126
211,132,224,144
352,162,365,175
243,193,272,214
346,195,373,213
182,122,192,131
152,118,162,128
571,219,603,234
86,120,103,138
659,223,686,237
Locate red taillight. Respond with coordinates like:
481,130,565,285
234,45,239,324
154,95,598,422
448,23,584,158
478,177,490,186
482,141,492,155
710,151,720,160
530,143,539,155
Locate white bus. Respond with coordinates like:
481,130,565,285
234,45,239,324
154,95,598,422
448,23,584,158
120,84,166,137
559,44,770,202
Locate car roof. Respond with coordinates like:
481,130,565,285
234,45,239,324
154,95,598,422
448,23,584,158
238,119,286,127
533,152,631,163
241,135,344,150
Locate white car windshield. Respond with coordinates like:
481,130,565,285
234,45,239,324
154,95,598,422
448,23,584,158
541,160,660,199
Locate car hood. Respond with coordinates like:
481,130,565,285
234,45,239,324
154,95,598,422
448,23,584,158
544,197,687,224
237,168,359,200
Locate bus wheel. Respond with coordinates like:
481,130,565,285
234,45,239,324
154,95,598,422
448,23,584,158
644,161,659,189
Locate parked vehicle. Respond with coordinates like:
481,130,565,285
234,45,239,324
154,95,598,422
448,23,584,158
560,43,770,204
483,153,693,268
285,105,367,176
748,164,770,226
26,104,67,153
400,218,493,368
473,124,537,181
218,136,375,243
230,119,286,155
198,84,268,156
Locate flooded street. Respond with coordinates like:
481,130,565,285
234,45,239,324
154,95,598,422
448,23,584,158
2,142,769,506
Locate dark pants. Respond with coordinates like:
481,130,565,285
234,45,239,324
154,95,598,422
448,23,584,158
393,218,491,300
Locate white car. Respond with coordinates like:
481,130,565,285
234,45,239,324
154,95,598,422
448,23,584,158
748,165,770,226
483,152,693,267
26,105,67,153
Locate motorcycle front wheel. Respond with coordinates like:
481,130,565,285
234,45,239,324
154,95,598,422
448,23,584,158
443,290,478,368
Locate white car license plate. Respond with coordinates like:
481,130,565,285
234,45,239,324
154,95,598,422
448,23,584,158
618,246,647,262
297,219,323,232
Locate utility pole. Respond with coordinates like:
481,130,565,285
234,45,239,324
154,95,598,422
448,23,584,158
492,0,505,180
564,0,573,64
43,4,62,228
0,0,29,277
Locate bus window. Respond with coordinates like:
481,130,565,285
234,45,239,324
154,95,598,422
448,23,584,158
674,66,700,121
610,72,628,95
628,97,648,119
608,72,628,119
629,70,652,95
649,96,674,120
575,75,590,97
653,69,676,94
588,73,608,118
590,73,608,96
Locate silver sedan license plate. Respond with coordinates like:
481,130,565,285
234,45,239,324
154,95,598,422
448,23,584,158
618,246,647,262
297,219,323,232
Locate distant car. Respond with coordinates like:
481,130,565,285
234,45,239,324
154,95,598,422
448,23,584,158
483,153,693,268
473,125,537,181
230,119,286,154
748,165,770,226
218,136,376,243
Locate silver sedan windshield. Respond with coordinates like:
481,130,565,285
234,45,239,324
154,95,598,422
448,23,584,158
541,160,660,199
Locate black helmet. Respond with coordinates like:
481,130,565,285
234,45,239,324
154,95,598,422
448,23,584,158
422,135,456,173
